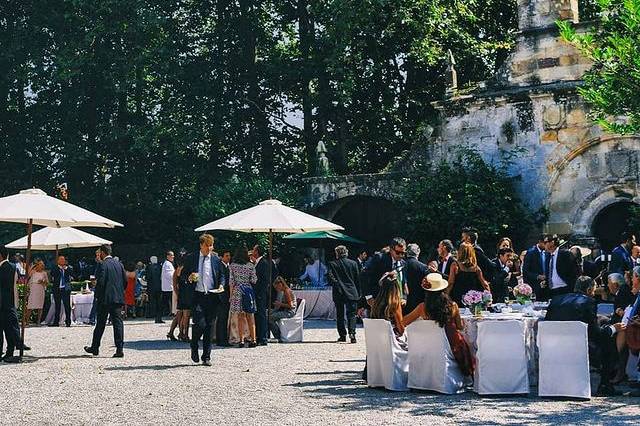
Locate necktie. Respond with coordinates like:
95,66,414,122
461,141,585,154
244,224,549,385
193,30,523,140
200,256,207,293
541,251,546,276
546,254,554,288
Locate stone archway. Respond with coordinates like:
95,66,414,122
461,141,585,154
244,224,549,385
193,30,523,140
545,135,640,239
591,200,639,251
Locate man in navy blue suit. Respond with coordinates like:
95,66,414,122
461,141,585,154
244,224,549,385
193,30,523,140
180,234,226,366
50,255,73,327
610,231,636,278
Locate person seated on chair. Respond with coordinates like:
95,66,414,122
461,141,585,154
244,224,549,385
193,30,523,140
268,276,297,342
545,275,626,396
403,273,475,377
370,272,406,348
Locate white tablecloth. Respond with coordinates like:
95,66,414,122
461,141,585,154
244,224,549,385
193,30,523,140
294,289,335,320
461,312,541,385
44,293,95,325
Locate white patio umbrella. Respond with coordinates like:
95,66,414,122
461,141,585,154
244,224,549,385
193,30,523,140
0,188,122,358
195,199,343,323
7,226,112,256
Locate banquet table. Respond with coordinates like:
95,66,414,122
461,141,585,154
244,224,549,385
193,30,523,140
293,288,335,320
461,311,544,385
44,292,95,325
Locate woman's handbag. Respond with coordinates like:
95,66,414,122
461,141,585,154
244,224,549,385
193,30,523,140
241,285,257,314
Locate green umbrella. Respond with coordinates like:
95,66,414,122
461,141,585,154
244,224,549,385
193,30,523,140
284,230,364,245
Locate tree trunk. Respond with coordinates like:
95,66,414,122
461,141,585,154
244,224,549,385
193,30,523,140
298,0,315,175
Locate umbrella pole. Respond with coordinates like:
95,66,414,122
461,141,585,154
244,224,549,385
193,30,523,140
20,219,33,359
267,229,273,335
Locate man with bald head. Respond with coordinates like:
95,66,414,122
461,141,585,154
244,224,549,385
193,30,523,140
50,255,72,327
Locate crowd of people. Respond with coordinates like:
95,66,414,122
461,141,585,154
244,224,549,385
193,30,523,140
2,227,640,398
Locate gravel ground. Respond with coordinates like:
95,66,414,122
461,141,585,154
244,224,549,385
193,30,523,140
1,319,639,425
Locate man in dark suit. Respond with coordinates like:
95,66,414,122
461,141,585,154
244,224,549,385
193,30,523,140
404,243,428,313
327,245,360,343
610,231,636,277
607,273,635,323
0,245,23,363
50,255,72,327
523,235,548,299
361,237,407,309
356,250,368,272
215,250,232,346
436,239,455,280
145,256,163,323
545,276,626,396
543,234,577,298
491,247,518,303
253,244,278,346
181,234,225,365
461,227,496,282
84,244,127,358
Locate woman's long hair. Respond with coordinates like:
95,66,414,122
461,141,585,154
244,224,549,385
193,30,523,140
424,290,453,328
457,242,477,270
233,244,250,264
371,275,401,321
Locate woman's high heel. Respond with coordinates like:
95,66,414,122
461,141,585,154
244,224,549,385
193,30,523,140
167,332,178,341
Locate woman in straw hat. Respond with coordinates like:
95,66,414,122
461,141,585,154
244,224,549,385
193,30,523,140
403,273,475,377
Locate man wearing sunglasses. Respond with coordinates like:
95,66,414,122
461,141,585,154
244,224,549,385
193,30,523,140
360,237,408,310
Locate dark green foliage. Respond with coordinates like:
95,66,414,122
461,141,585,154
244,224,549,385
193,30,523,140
399,148,535,251
559,0,640,134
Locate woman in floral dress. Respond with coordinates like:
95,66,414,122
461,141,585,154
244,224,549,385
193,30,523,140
228,245,258,347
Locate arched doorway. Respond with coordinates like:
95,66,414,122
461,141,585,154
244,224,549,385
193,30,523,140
591,201,638,251
328,196,400,251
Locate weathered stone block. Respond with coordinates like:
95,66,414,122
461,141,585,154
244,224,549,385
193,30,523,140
541,130,558,143
566,108,587,126
558,127,589,146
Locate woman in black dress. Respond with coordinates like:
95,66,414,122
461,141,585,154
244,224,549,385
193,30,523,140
447,242,490,307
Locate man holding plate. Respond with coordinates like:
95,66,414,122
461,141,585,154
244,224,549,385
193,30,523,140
181,233,226,366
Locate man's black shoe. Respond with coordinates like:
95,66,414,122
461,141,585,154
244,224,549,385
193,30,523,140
202,359,212,367
19,345,31,351
84,346,99,356
218,342,232,347
155,320,165,324
257,341,268,346
112,351,124,358
350,335,357,344
191,348,200,363
596,384,622,396
337,336,346,343
3,355,21,363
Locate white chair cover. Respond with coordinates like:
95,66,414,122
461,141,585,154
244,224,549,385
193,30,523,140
537,321,591,399
363,319,409,391
475,320,529,395
278,299,305,343
406,320,464,394
596,303,614,316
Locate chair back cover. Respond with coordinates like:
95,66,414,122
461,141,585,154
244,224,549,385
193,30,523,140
537,321,591,399
475,320,529,394
278,299,305,343
363,319,408,391
406,320,464,394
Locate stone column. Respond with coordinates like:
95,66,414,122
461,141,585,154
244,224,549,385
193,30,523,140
517,0,579,31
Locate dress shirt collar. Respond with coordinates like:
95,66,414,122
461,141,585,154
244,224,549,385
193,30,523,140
0,259,7,267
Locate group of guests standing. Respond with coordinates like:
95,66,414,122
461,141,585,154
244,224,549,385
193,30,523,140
143,234,297,366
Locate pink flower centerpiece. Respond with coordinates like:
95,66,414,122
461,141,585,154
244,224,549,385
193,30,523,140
463,289,492,316
512,283,533,305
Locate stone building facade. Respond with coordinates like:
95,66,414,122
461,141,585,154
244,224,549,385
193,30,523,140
306,0,638,250
430,0,639,248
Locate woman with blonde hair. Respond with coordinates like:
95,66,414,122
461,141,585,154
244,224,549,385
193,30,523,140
268,276,297,342
26,259,48,325
448,242,490,306
371,272,405,340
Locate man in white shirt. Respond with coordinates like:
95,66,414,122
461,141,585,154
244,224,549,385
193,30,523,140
543,234,576,297
161,251,175,316
299,256,327,287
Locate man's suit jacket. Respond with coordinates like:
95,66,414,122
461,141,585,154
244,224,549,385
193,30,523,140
220,262,231,304
145,263,162,293
437,256,454,280
254,256,278,298
523,246,545,289
405,256,428,311
612,284,635,322
180,252,226,297
50,266,72,292
362,251,406,301
490,258,517,303
0,260,17,309
474,244,496,282
545,292,615,341
551,249,578,291
610,245,634,275
327,257,360,302
95,257,128,306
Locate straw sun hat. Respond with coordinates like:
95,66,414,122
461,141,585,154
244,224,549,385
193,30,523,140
421,273,448,292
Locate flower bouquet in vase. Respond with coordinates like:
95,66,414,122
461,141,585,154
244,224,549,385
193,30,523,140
512,282,533,305
463,289,493,317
